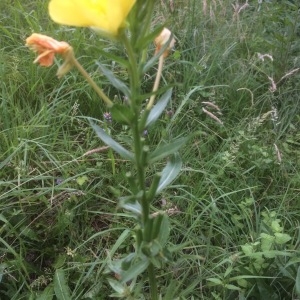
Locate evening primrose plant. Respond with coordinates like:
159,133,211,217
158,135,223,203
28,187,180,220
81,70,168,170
26,0,180,299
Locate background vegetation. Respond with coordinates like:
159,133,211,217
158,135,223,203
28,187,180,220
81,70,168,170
1,0,300,299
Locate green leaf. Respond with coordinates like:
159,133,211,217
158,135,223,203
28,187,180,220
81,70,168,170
146,240,162,257
271,220,283,233
146,89,172,127
163,281,177,300
53,254,67,269
149,137,188,164
89,120,134,161
151,214,164,240
110,104,134,125
136,25,165,60
274,232,292,244
120,259,149,284
295,266,300,296
107,278,126,294
121,253,136,270
82,282,102,299
53,269,71,300
207,278,223,285
36,284,54,300
157,154,182,194
257,280,279,300
0,142,24,170
156,214,170,246
260,233,275,252
20,227,39,241
0,263,8,283
224,284,241,291
237,278,248,288
110,230,131,256
96,62,130,97
119,196,142,216
76,175,88,186
95,49,129,68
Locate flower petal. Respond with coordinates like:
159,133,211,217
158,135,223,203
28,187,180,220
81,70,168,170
49,0,94,27
26,33,71,67
48,0,136,35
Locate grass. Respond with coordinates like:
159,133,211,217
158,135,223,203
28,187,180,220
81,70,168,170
1,0,300,299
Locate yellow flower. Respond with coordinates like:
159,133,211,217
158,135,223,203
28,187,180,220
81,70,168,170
26,33,71,66
48,0,136,36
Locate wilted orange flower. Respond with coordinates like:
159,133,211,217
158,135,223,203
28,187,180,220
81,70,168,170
154,28,175,58
26,33,71,66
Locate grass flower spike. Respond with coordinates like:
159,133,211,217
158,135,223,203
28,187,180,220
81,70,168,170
48,0,136,36
26,33,71,66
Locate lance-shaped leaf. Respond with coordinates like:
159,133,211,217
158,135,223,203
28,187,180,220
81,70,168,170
146,89,172,127
96,62,130,98
118,195,142,216
53,269,71,300
157,154,182,194
96,49,129,68
120,258,149,284
36,284,54,300
156,214,170,246
89,120,134,161
296,266,300,296
136,25,164,56
148,136,188,164
108,278,126,295
110,103,134,125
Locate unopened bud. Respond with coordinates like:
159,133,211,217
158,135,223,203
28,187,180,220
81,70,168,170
154,28,175,58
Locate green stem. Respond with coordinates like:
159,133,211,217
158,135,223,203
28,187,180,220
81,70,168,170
122,34,150,224
123,28,158,299
122,34,140,108
148,263,158,300
68,50,113,107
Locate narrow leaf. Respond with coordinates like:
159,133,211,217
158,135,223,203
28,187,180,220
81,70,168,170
82,282,102,299
89,120,134,161
157,154,182,194
157,214,170,246
110,104,134,125
36,284,54,300
120,202,142,215
120,259,149,284
0,263,8,283
225,284,241,291
207,278,223,285
118,195,142,215
149,137,188,164
96,62,130,97
0,142,24,170
53,269,71,300
96,49,129,67
295,266,300,296
108,278,126,294
257,280,279,299
146,89,172,127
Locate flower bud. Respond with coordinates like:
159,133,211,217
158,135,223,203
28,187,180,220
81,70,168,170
154,28,175,58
